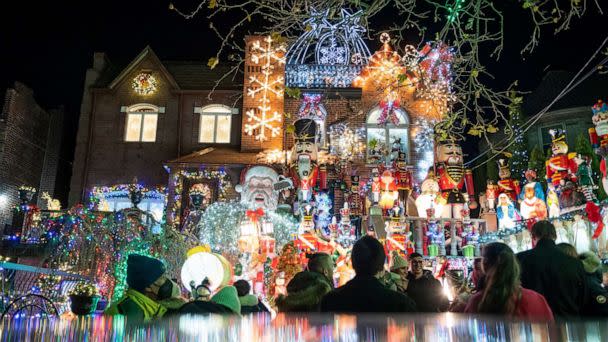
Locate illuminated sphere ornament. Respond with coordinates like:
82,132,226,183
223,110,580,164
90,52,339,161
132,72,158,95
379,32,391,44
181,247,231,292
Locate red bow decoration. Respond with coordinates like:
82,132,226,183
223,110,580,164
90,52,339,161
586,202,605,239
246,208,265,224
300,94,324,120
378,99,401,125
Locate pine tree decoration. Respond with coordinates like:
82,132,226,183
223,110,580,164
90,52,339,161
575,133,607,200
507,94,528,182
269,242,301,297
528,145,547,188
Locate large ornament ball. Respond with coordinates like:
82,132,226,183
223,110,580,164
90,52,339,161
181,252,226,292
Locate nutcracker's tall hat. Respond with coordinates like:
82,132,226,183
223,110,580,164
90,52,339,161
293,118,317,143
548,128,566,144
497,158,509,171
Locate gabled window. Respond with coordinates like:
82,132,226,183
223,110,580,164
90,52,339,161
195,104,238,144
121,104,164,142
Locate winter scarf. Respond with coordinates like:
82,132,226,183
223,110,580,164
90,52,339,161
105,289,167,321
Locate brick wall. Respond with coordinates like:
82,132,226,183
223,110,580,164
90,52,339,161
241,36,285,151
0,82,56,229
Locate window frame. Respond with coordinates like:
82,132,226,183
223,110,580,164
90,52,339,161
365,106,410,164
122,104,162,143
195,104,239,144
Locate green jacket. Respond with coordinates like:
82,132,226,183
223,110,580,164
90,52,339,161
105,289,167,321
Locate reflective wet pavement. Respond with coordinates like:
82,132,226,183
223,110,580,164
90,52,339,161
1,313,606,341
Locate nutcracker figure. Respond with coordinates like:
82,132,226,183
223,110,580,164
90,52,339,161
589,100,608,192
394,151,413,203
385,205,413,256
545,129,578,190
290,118,326,206
485,180,499,212
497,158,520,202
370,168,381,205
347,175,363,217
336,203,356,248
434,139,477,219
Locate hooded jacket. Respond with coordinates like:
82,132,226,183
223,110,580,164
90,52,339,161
239,294,270,314
276,271,332,312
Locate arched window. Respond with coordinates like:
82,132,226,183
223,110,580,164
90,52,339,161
123,103,162,142
298,94,328,147
195,104,238,144
366,106,409,164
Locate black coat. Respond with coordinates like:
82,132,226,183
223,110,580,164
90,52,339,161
583,271,608,317
320,275,417,313
406,271,450,312
178,300,234,315
517,239,588,317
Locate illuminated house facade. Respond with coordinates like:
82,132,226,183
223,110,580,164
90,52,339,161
71,11,451,226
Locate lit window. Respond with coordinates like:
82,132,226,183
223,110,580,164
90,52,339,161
124,104,160,142
366,106,409,164
195,104,237,143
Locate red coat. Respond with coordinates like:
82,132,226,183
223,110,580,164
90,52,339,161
498,178,520,201
436,163,475,200
290,166,320,194
464,288,554,321
394,169,412,190
546,154,578,186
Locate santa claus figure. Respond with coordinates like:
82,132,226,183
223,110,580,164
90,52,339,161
546,128,578,190
519,183,548,221
434,139,477,219
379,170,399,210
497,158,520,202
496,193,521,231
236,165,280,211
290,118,326,206
588,99,608,193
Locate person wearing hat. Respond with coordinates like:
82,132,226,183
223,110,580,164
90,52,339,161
389,251,409,293
276,271,332,312
579,252,608,316
105,254,169,321
210,286,241,315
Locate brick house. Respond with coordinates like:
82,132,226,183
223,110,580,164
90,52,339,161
0,82,64,231
71,33,445,226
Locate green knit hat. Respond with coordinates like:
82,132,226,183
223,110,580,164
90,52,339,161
390,251,408,271
211,286,241,314
126,254,165,292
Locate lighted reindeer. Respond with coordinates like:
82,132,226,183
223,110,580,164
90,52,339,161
41,192,61,211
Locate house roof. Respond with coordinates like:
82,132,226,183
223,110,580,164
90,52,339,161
166,147,261,166
93,46,242,91
522,70,608,116
163,62,242,90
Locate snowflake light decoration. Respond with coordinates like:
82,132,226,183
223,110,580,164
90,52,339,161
245,36,286,141
132,72,158,95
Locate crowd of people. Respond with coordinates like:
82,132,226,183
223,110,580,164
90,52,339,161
105,221,607,321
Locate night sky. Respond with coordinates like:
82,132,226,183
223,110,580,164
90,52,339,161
0,1,604,201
